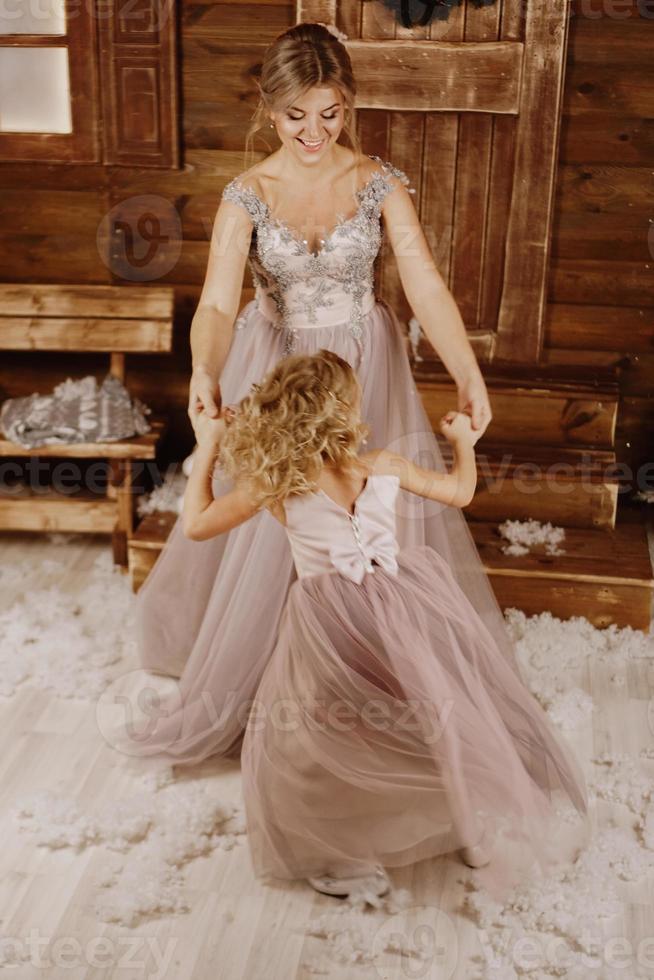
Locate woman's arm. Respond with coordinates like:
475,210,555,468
188,197,254,420
380,178,492,438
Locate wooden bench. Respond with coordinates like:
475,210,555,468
0,283,174,565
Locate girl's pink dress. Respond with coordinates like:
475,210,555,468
240,474,591,900
126,155,581,796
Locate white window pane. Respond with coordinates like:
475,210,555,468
0,0,66,35
0,47,72,132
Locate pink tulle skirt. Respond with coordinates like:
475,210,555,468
241,544,591,901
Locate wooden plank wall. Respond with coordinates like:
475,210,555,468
545,0,654,480
0,0,651,481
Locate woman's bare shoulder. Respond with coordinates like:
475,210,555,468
357,152,382,181
230,153,280,195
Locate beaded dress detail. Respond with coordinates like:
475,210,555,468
221,155,414,357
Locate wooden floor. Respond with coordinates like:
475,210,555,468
1,525,653,980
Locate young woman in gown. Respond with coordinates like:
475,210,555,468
127,22,522,769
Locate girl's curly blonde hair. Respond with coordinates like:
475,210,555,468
218,349,369,507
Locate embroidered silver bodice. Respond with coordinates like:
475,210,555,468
221,155,414,355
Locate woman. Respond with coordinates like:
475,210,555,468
129,22,516,768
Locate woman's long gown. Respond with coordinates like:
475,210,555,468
127,155,537,768
241,472,591,901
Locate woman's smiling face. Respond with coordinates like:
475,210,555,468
270,85,345,163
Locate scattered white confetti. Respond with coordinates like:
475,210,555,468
498,518,566,556
13,778,246,928
3,534,654,977
136,460,188,518
0,550,133,698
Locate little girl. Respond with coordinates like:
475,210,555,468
184,349,591,902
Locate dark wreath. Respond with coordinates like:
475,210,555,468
380,0,497,27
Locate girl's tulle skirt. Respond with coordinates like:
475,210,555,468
240,544,591,902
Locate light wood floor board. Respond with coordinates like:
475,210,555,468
1,527,653,979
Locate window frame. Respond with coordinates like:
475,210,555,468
0,0,100,163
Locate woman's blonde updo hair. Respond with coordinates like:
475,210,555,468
218,349,369,508
244,21,362,166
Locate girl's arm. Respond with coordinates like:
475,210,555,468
363,438,477,509
182,423,261,541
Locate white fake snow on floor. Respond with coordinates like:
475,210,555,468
2,536,654,979
498,517,566,556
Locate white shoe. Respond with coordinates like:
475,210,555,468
308,865,390,898
459,823,492,868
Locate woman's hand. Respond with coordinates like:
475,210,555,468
456,373,492,445
188,366,222,422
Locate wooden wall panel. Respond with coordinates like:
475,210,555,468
550,258,652,307
346,41,523,113
0,0,651,476
478,0,520,337
560,115,654,166
97,0,181,168
383,112,423,322
493,0,570,361
452,0,502,330
420,114,459,280
445,6,480,332
0,165,111,284
183,1,290,41
565,65,654,119
547,1,654,477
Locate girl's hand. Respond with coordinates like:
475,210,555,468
192,408,226,448
457,373,492,446
439,410,477,447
